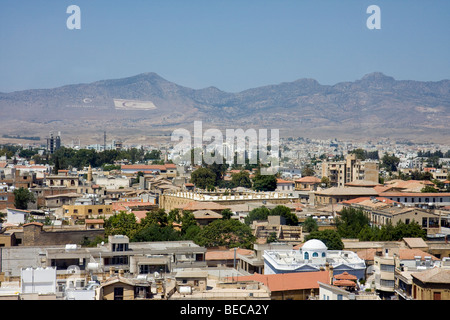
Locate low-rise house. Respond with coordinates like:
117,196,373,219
294,176,321,191
98,272,153,300
411,267,450,300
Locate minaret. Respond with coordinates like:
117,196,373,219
87,164,92,182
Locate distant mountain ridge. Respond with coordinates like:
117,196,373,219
0,72,449,143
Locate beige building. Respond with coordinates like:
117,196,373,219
62,204,112,219
411,267,450,300
321,154,379,187
295,176,321,191
313,187,379,206
159,190,298,211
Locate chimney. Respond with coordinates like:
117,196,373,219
119,269,124,277
109,266,115,277
325,262,334,284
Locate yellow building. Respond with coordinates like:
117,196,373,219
62,204,112,219
411,268,450,300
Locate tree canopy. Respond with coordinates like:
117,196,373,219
13,187,36,210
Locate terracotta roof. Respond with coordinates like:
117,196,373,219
229,271,330,292
205,248,254,260
334,272,357,281
132,211,148,223
398,249,439,261
333,279,356,287
345,180,380,187
295,176,321,183
85,219,104,224
277,179,294,184
23,222,43,227
341,197,398,205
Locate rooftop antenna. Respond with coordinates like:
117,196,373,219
103,131,106,151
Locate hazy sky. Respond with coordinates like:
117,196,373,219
0,0,449,93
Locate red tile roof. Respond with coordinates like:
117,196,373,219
334,272,357,280
229,271,330,292
333,279,356,287
295,176,321,183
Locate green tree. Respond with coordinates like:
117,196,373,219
336,207,370,239
133,224,181,242
303,216,319,233
104,211,139,239
221,209,233,220
244,207,270,225
190,167,216,190
180,210,198,235
13,187,36,210
381,153,400,172
231,170,252,188
421,185,438,193
320,176,331,188
139,209,169,228
301,165,315,177
194,219,255,249
267,232,278,243
252,174,277,191
270,205,299,226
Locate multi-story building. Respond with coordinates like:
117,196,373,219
321,154,379,187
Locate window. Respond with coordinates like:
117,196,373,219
322,252,326,257
114,287,124,300
380,279,395,288
405,219,410,225
304,252,309,260
422,218,428,228
337,294,343,300
312,252,318,258
381,264,395,272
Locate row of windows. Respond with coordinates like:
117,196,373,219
392,197,445,203
304,252,326,259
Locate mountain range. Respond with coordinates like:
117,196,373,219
0,72,448,144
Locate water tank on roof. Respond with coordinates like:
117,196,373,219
65,244,77,251
179,286,192,294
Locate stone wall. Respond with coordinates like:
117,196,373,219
22,223,104,246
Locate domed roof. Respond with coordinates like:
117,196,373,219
302,239,327,251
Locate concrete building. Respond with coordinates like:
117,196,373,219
321,154,379,187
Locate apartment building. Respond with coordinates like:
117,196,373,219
321,154,379,187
